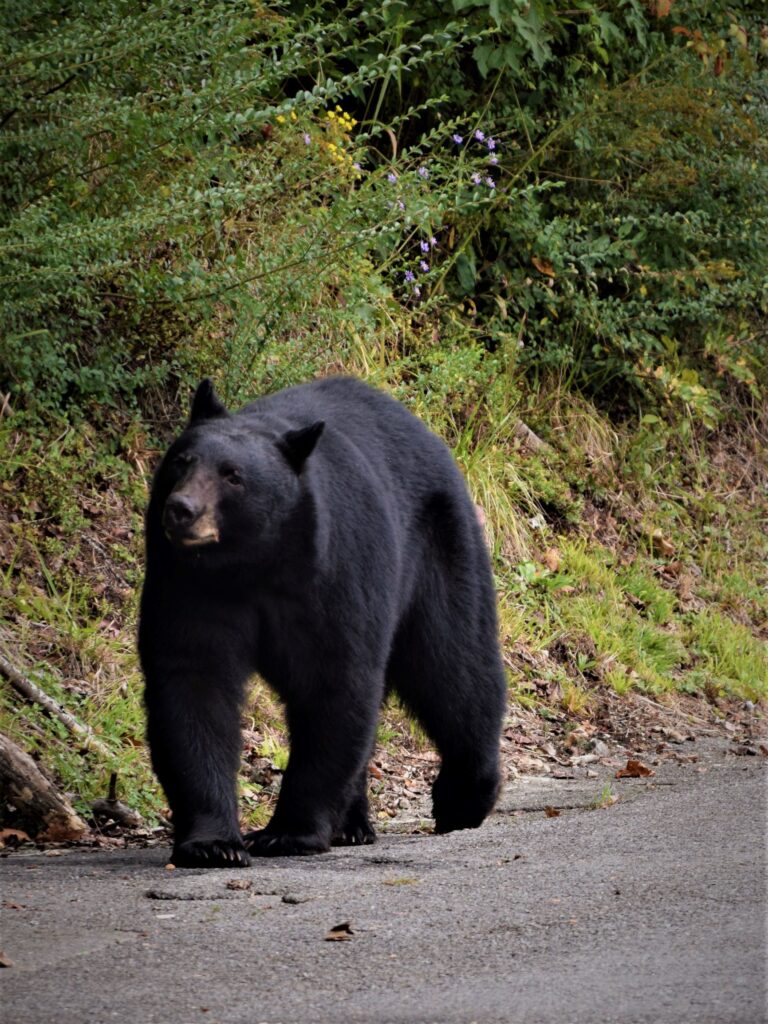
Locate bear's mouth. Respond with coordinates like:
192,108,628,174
164,528,219,552
175,531,220,547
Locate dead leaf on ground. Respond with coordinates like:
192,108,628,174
544,806,561,818
225,878,252,891
542,547,561,572
0,951,13,967
616,758,655,779
647,528,675,557
325,921,354,942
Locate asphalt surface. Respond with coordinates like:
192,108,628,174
1,741,765,1024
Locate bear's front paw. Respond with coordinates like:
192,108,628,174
242,829,329,857
332,816,376,847
172,837,251,869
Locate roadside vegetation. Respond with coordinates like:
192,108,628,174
1,0,766,831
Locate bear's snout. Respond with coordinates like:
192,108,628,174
163,491,220,547
164,493,198,528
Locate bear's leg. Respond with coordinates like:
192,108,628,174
388,606,506,833
332,764,376,847
243,686,380,857
145,662,250,868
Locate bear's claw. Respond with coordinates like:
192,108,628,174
171,838,251,869
242,829,328,857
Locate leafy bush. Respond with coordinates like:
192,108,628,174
0,0,765,423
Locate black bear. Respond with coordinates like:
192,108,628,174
139,377,506,867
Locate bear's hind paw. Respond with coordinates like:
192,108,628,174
172,838,251,869
242,829,329,857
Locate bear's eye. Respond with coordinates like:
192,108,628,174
173,452,194,469
220,465,244,487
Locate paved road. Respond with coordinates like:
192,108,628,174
1,743,765,1024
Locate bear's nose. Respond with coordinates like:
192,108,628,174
164,494,199,529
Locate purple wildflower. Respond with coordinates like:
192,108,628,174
471,172,482,185
474,129,485,142
404,270,415,283
487,138,496,151
486,177,496,189
452,133,463,145
430,236,438,248
420,240,430,253
418,166,429,179
388,172,398,183
303,133,311,145
419,260,430,272
489,155,499,166
397,200,405,211
413,286,422,298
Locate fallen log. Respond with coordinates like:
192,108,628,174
0,732,88,841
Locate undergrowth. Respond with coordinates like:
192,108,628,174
0,0,766,826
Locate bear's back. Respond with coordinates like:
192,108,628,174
239,376,460,495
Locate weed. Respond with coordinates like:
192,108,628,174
590,784,618,811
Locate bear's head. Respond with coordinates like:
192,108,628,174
154,380,324,558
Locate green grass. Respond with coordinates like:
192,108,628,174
683,609,768,703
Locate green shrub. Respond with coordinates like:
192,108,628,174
0,0,765,423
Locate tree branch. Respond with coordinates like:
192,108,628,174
0,653,113,761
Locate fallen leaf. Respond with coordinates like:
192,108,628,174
0,951,13,967
544,806,561,818
325,921,354,942
165,863,176,871
532,256,555,277
542,547,560,572
662,729,689,744
225,878,252,891
616,758,655,779
647,528,675,557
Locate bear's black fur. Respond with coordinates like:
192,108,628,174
139,377,506,867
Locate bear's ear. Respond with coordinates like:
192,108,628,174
190,379,227,424
277,421,325,473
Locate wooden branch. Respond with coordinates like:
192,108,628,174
0,653,113,760
513,419,552,454
92,771,143,828
0,733,88,841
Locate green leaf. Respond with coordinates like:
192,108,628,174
456,249,477,294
